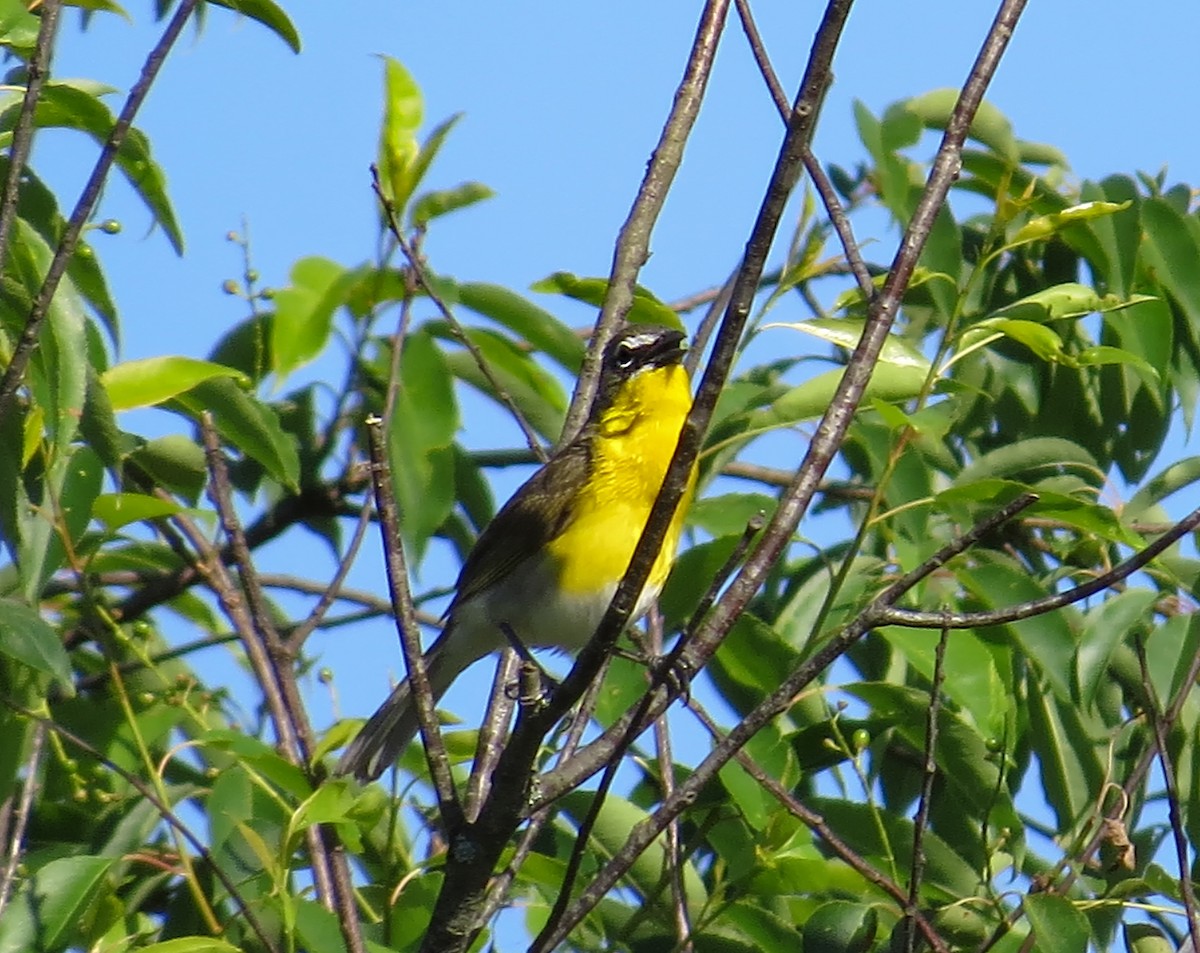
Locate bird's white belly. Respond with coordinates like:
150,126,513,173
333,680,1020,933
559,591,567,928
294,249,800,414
449,548,661,660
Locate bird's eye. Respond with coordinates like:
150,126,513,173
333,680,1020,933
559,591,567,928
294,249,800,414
614,342,636,370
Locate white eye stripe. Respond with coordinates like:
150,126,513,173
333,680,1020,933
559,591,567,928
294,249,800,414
620,333,660,351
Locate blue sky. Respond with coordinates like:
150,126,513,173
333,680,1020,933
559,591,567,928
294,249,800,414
35,2,1200,942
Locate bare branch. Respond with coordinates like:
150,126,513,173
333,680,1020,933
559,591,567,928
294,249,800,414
905,626,949,953
362,415,462,823
562,0,732,441
875,500,1200,629
371,168,548,462
0,722,44,919
1136,637,1200,952
733,0,875,300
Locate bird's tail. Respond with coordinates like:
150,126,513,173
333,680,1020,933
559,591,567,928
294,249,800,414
334,625,488,781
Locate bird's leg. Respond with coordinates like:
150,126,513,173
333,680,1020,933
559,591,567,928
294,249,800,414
614,632,694,703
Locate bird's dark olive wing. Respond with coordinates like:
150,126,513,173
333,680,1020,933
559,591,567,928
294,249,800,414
449,441,589,609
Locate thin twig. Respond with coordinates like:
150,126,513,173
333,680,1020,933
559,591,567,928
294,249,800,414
0,0,61,280
198,419,363,942
672,0,1028,706
417,3,738,947
648,611,694,952
876,501,1200,629
0,722,44,919
476,669,607,925
200,418,309,762
733,0,874,300
69,474,363,647
527,2,857,944
371,168,547,461
285,484,375,649
1135,637,1200,952
905,625,949,953
561,0,732,442
684,266,735,378
0,0,200,425
363,416,462,823
463,651,519,823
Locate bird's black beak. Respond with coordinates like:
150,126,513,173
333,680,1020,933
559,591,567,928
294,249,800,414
646,328,687,368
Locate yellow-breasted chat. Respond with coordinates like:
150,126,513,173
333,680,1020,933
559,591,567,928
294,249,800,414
337,323,696,781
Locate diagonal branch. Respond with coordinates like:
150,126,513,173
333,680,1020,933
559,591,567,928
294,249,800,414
0,0,200,425
0,0,61,280
561,0,732,441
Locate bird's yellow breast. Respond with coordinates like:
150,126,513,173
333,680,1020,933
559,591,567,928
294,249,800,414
546,363,695,603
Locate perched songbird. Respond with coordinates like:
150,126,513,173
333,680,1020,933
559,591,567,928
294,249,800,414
337,324,697,781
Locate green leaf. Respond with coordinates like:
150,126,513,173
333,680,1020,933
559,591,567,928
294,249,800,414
1023,893,1089,953
958,556,1077,701
1008,200,1132,247
906,88,1018,163
0,0,38,53
1075,588,1156,708
454,281,586,371
559,791,707,912
101,356,249,411
410,180,495,227
124,434,207,504
206,0,300,53
936,478,1142,548
806,796,981,899
1127,455,1200,520
687,492,775,537
1025,670,1108,832
745,363,928,433
171,378,300,492
764,318,932,371
0,856,113,953
832,265,957,315
848,682,1024,866
710,613,801,717
968,317,1065,363
80,365,123,470
1075,344,1160,383
1141,197,1200,336
389,329,459,560
0,156,119,343
20,445,102,601
136,940,243,953
91,492,186,531
0,82,183,253
377,55,424,212
880,627,1009,742
270,257,353,381
802,900,877,953
439,326,566,441
952,437,1101,490
531,271,683,330
0,597,71,688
